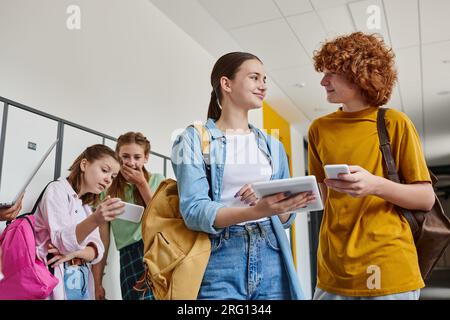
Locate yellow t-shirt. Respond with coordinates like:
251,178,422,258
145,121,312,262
308,106,431,296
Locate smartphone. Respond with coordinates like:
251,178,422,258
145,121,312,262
46,252,55,275
324,164,351,179
117,201,145,223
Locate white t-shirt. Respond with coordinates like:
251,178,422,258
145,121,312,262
220,132,272,225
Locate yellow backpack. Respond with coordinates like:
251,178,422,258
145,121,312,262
135,124,212,300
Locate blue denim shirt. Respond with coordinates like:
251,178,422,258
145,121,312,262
171,118,304,299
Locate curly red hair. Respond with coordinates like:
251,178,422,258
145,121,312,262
313,32,397,106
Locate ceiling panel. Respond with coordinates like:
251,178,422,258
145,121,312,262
394,46,424,140
287,12,328,57
198,0,281,29
420,0,450,44
422,41,450,103
152,0,450,164
310,0,354,10
273,0,313,16
383,0,420,49
316,6,355,38
348,0,391,46
230,19,310,71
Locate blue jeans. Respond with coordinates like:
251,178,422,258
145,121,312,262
313,287,420,300
197,219,290,300
63,263,90,300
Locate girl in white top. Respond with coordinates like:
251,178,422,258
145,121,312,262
171,52,312,299
34,144,125,300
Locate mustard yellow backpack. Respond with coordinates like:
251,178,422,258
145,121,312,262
135,124,212,300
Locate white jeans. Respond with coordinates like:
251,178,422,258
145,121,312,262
313,287,421,300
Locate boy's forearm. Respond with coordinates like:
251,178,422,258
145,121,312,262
375,178,435,211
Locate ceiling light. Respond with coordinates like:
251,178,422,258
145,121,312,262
443,60,450,64
437,90,450,95
294,82,306,88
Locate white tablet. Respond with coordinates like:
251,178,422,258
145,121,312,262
117,201,145,223
251,176,323,212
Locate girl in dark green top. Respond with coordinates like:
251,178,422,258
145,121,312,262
92,132,164,300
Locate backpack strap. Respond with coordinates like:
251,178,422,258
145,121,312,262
190,123,213,199
376,108,419,233
6,180,57,226
376,108,400,183
192,123,211,166
30,180,57,215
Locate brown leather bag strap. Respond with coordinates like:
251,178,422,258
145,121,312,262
376,108,401,183
376,107,419,233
